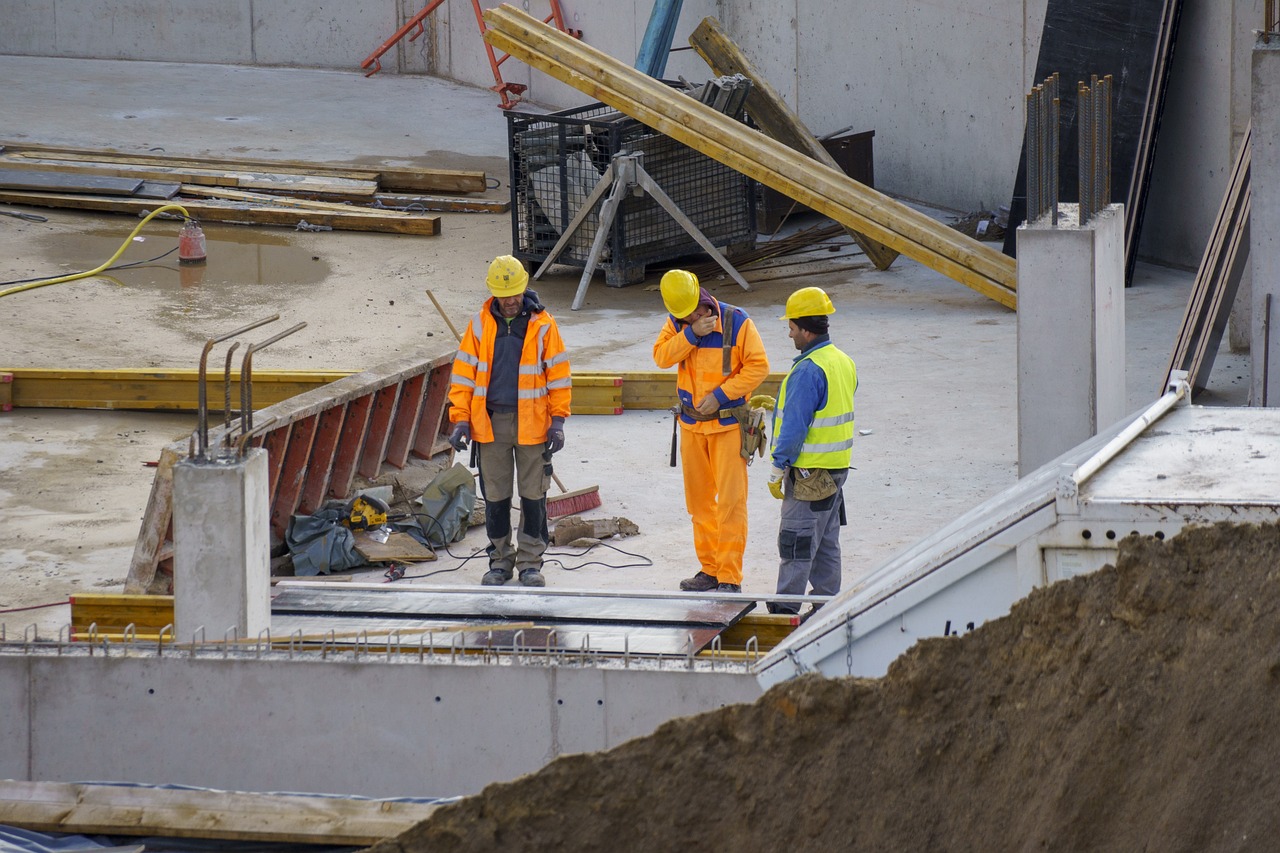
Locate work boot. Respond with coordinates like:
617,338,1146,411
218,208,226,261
679,571,719,592
519,568,546,587
714,583,741,593
481,568,513,586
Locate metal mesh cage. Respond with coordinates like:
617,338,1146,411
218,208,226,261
507,102,756,286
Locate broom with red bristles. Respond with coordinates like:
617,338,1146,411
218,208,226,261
427,289,602,518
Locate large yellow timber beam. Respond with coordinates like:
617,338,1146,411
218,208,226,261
688,16,899,272
0,368,783,413
481,4,1016,309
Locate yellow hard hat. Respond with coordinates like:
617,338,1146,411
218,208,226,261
660,269,700,318
780,286,835,320
487,255,529,297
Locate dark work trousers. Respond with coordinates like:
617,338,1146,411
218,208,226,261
770,467,848,614
476,411,550,574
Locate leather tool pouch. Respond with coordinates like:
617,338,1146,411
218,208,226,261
727,405,766,461
792,467,838,501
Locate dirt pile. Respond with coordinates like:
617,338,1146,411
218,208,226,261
365,522,1280,852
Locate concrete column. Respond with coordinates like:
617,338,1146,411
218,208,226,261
1016,203,1126,476
172,449,271,641
1251,40,1280,406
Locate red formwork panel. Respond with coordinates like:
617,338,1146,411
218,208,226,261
270,414,319,537
257,425,294,509
299,405,348,514
413,364,453,460
384,373,427,469
357,384,402,480
328,393,375,500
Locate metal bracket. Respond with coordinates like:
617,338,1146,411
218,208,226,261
533,150,751,311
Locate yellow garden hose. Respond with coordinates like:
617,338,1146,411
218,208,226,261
0,203,192,299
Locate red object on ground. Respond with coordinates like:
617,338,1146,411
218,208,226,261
178,220,207,264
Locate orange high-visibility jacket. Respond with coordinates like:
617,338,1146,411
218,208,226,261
653,299,769,434
448,297,572,444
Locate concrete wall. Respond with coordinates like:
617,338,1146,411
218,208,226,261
0,0,1260,270
0,650,761,799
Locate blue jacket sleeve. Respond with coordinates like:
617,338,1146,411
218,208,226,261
770,360,827,469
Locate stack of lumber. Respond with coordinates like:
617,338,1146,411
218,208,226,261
0,143,509,235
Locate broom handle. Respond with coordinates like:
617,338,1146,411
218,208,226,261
428,288,568,494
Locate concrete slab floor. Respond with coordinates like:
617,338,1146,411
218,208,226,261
0,58,1252,636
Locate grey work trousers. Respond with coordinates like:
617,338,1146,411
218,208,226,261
771,467,848,614
476,411,550,573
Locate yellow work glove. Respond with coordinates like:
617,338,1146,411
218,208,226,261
750,394,776,411
768,466,786,500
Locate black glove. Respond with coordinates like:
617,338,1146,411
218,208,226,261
546,416,565,454
448,422,471,452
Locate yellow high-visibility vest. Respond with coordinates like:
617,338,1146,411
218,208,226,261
774,343,857,468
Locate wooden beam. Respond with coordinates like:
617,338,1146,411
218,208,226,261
688,17,899,271
70,593,175,635
0,156,377,197
0,142,488,194
0,368,785,413
0,780,438,845
481,4,1016,308
0,189,439,235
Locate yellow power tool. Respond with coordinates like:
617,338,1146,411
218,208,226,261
343,494,390,530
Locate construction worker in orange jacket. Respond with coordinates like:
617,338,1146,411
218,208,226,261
447,255,572,587
653,270,770,593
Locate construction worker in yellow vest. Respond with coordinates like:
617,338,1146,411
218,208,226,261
766,286,857,617
653,269,770,593
447,255,572,588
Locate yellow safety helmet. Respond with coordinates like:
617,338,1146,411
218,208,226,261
660,269,700,318
780,286,835,320
486,255,529,297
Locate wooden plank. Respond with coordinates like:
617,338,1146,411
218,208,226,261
374,192,511,213
299,406,348,514
358,384,402,479
0,142,488,194
0,780,439,845
329,393,375,499
124,446,182,595
271,414,320,537
0,368,352,412
2,156,378,197
0,189,440,236
385,372,427,469
413,365,454,459
481,6,1016,308
688,17,898,271
0,167,143,195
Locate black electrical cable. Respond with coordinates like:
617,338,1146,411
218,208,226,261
0,246,180,288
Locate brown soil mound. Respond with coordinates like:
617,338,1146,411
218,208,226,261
365,522,1280,852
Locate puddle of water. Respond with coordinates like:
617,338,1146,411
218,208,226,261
36,223,331,293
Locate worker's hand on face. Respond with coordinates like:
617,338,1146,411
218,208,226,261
768,466,787,500
690,314,716,337
448,422,471,452
695,393,721,416
546,416,566,454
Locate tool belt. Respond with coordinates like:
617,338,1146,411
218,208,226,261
791,467,839,501
678,403,768,461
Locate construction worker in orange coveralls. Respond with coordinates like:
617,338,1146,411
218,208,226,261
653,270,770,593
447,255,572,588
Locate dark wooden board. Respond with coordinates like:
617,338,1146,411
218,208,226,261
0,167,143,195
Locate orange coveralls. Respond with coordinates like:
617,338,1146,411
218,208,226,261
653,300,769,585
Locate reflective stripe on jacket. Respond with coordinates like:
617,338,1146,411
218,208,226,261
448,296,571,444
652,300,770,434
772,342,857,468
